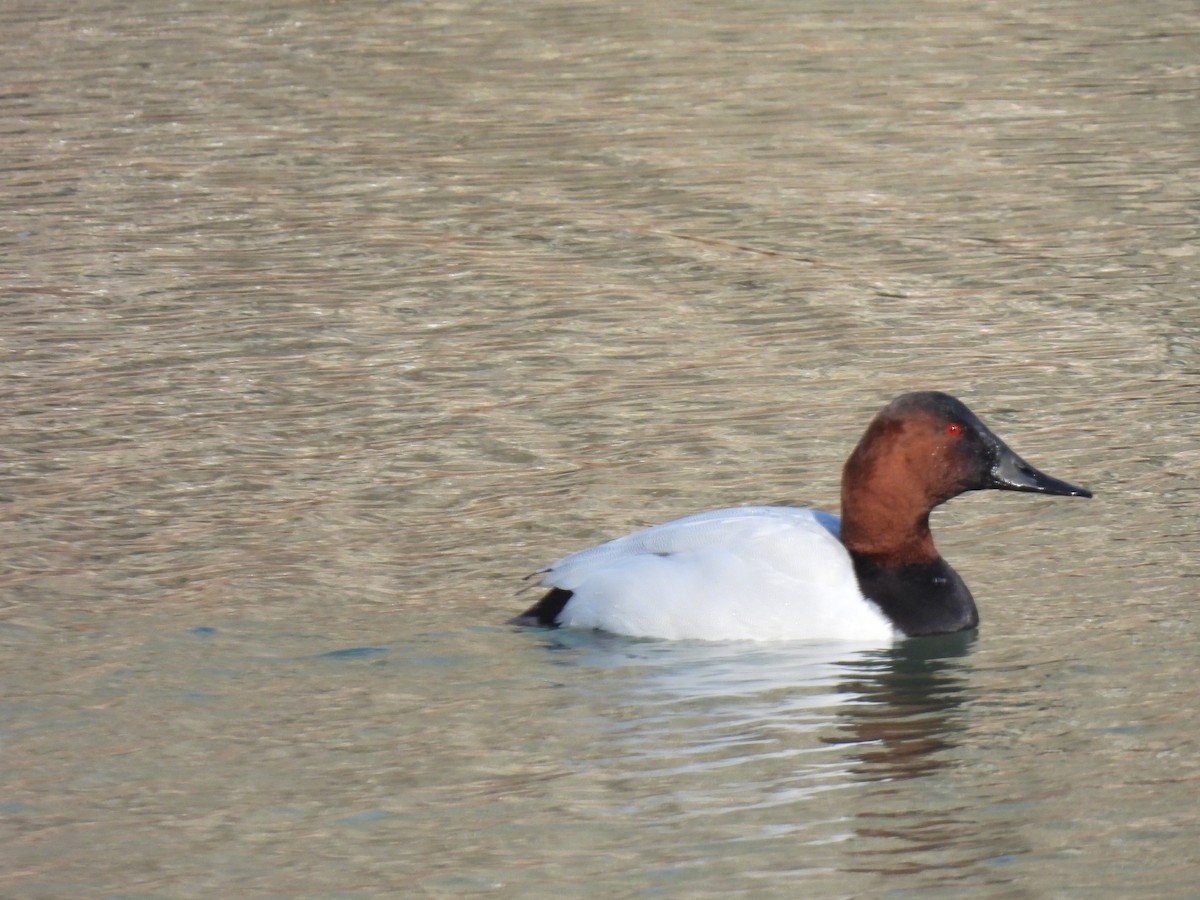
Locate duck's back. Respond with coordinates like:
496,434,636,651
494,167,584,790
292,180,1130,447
538,506,896,642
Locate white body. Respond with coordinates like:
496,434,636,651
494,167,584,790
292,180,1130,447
539,506,898,643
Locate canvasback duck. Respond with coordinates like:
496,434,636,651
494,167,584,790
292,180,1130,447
512,392,1091,642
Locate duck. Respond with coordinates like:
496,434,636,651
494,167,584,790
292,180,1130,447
512,391,1091,642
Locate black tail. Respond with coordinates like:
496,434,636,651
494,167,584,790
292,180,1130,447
509,587,573,627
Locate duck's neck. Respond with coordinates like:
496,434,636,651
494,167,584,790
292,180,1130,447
839,458,978,636
839,483,939,568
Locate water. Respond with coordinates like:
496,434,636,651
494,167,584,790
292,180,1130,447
2,0,1199,895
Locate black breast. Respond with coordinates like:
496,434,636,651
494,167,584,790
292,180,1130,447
851,556,980,636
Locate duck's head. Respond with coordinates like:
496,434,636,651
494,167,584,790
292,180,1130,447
840,391,1091,562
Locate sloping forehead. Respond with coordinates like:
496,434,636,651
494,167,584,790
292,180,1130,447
881,391,986,430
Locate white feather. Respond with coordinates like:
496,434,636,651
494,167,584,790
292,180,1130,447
540,507,897,642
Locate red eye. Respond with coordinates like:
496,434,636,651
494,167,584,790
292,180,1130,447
946,423,962,436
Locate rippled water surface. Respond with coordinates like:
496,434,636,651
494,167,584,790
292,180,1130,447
4,0,1200,896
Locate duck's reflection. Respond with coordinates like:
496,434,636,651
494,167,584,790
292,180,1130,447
823,631,975,782
533,628,973,786
527,628,1013,881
